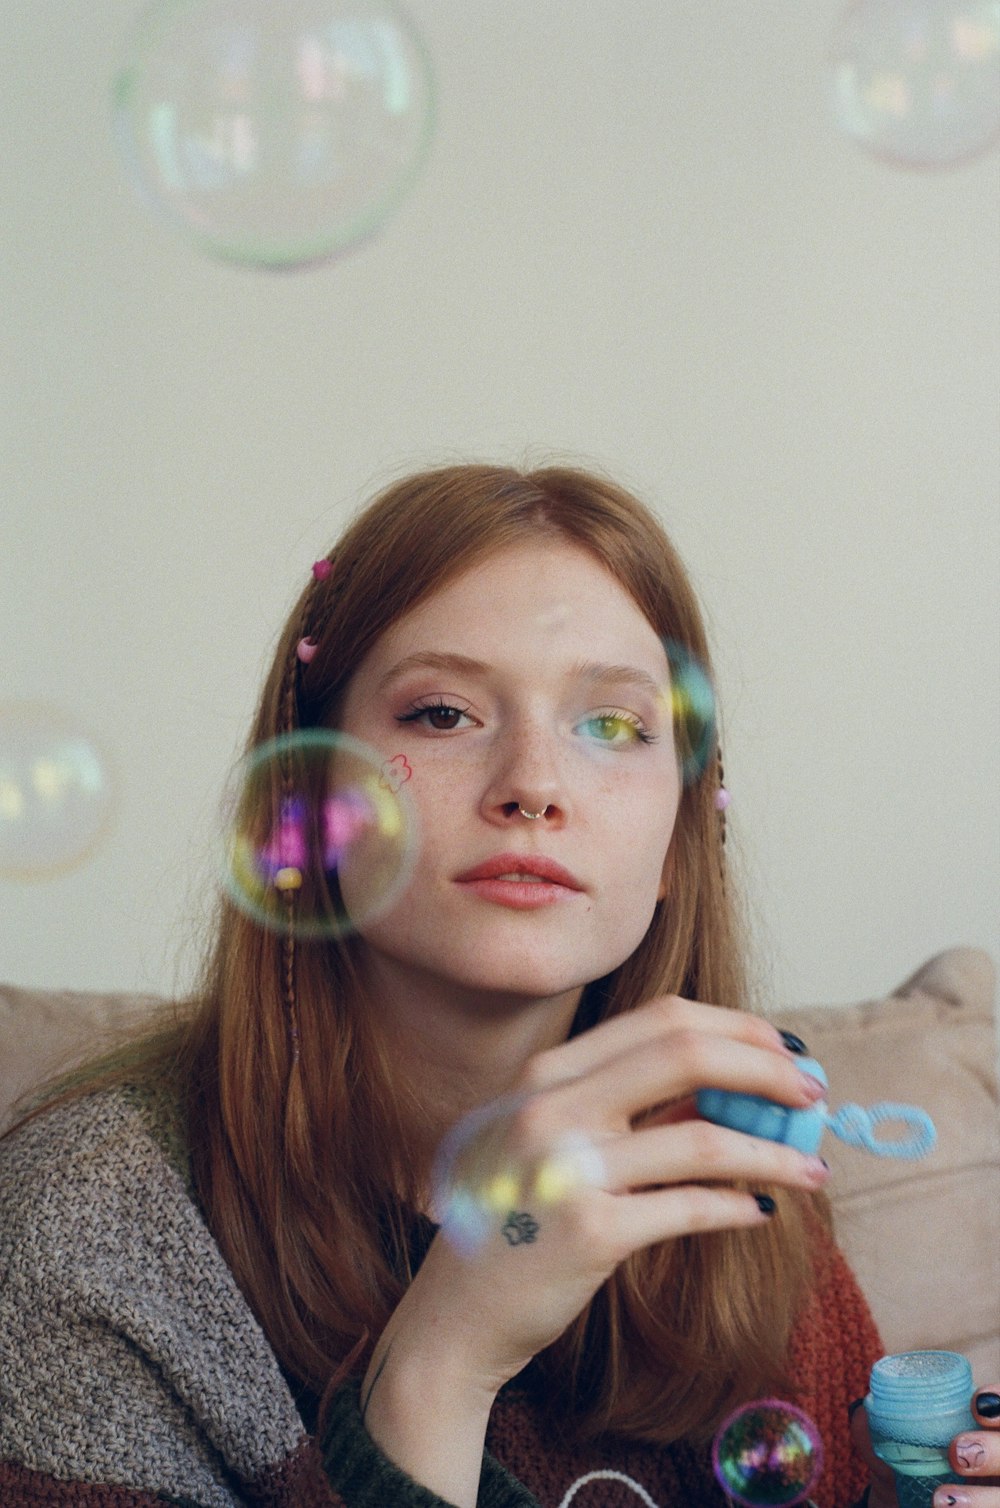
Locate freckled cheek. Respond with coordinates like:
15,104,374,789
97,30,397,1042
620,785,679,880
394,752,473,825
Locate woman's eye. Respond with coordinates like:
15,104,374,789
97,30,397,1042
397,702,475,732
578,713,654,747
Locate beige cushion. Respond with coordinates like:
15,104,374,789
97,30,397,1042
0,983,163,1133
1,947,997,1379
774,946,1000,1381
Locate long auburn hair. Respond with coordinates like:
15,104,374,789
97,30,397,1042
8,462,822,1446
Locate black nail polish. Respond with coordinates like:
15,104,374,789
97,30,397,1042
975,1390,1000,1419
780,1030,808,1055
754,1193,776,1215
847,1397,865,1422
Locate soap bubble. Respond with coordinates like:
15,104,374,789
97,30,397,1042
220,728,418,937
663,640,716,785
431,1090,606,1258
113,0,435,267
829,0,1000,168
0,703,116,880
713,1399,823,1506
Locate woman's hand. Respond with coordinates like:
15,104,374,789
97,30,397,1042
364,994,829,1404
849,1386,1000,1507
936,1388,1000,1506
357,995,828,1506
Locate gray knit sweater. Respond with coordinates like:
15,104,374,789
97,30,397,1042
0,1085,881,1507
0,1085,538,1507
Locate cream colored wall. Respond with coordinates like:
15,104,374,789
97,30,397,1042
2,2,997,1007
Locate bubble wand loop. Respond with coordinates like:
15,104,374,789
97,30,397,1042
825,1100,937,1160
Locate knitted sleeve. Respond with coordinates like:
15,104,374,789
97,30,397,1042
320,1379,542,1508
0,1089,342,1508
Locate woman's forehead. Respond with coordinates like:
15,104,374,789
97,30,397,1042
382,540,662,658
352,542,668,692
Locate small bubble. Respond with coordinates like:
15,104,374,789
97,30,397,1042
713,1398,823,1506
0,703,115,880
829,0,1000,168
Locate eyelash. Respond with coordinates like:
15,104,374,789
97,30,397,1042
396,699,475,732
582,713,658,747
396,699,658,746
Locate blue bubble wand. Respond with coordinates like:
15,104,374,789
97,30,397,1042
696,1057,937,1160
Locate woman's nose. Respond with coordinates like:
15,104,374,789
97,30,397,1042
480,721,566,827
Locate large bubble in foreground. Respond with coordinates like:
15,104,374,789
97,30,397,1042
113,0,436,267
431,1090,606,1259
663,640,716,786
220,728,418,937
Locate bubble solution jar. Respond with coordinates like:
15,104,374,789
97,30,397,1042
864,1351,976,1508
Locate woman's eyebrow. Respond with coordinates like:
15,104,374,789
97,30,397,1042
377,651,489,689
377,652,665,697
571,660,666,697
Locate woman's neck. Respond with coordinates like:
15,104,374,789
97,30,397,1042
358,955,584,1178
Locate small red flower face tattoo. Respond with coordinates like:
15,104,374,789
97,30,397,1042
379,754,412,793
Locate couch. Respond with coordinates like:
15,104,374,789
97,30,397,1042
2,945,997,1380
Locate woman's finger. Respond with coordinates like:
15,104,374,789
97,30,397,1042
973,1389,1000,1427
936,1387,1000,1498
522,994,796,1091
600,1117,830,1196
597,1180,783,1248
546,1029,825,1133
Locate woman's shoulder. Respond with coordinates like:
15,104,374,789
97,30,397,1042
0,1080,190,1226
0,1083,320,1505
0,1080,204,1318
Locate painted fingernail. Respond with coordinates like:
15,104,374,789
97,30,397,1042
754,1193,776,1215
847,1397,865,1422
934,1493,971,1506
780,1030,808,1055
974,1389,1000,1419
954,1435,987,1470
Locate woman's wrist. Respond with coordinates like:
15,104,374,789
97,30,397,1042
361,1340,498,1508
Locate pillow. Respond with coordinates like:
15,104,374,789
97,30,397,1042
773,946,1000,1381
0,982,163,1133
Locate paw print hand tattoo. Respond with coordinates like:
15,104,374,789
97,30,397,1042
501,1211,539,1246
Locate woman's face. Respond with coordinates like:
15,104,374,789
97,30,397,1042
337,538,682,1008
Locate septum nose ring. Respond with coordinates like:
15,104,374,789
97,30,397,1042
518,805,548,820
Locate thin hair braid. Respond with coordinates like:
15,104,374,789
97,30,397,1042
276,553,342,1065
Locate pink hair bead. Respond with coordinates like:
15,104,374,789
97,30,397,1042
714,787,731,812
296,637,318,664
312,559,332,581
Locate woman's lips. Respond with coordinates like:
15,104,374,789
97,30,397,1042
453,853,584,909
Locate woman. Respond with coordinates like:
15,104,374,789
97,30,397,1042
1,462,995,1507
